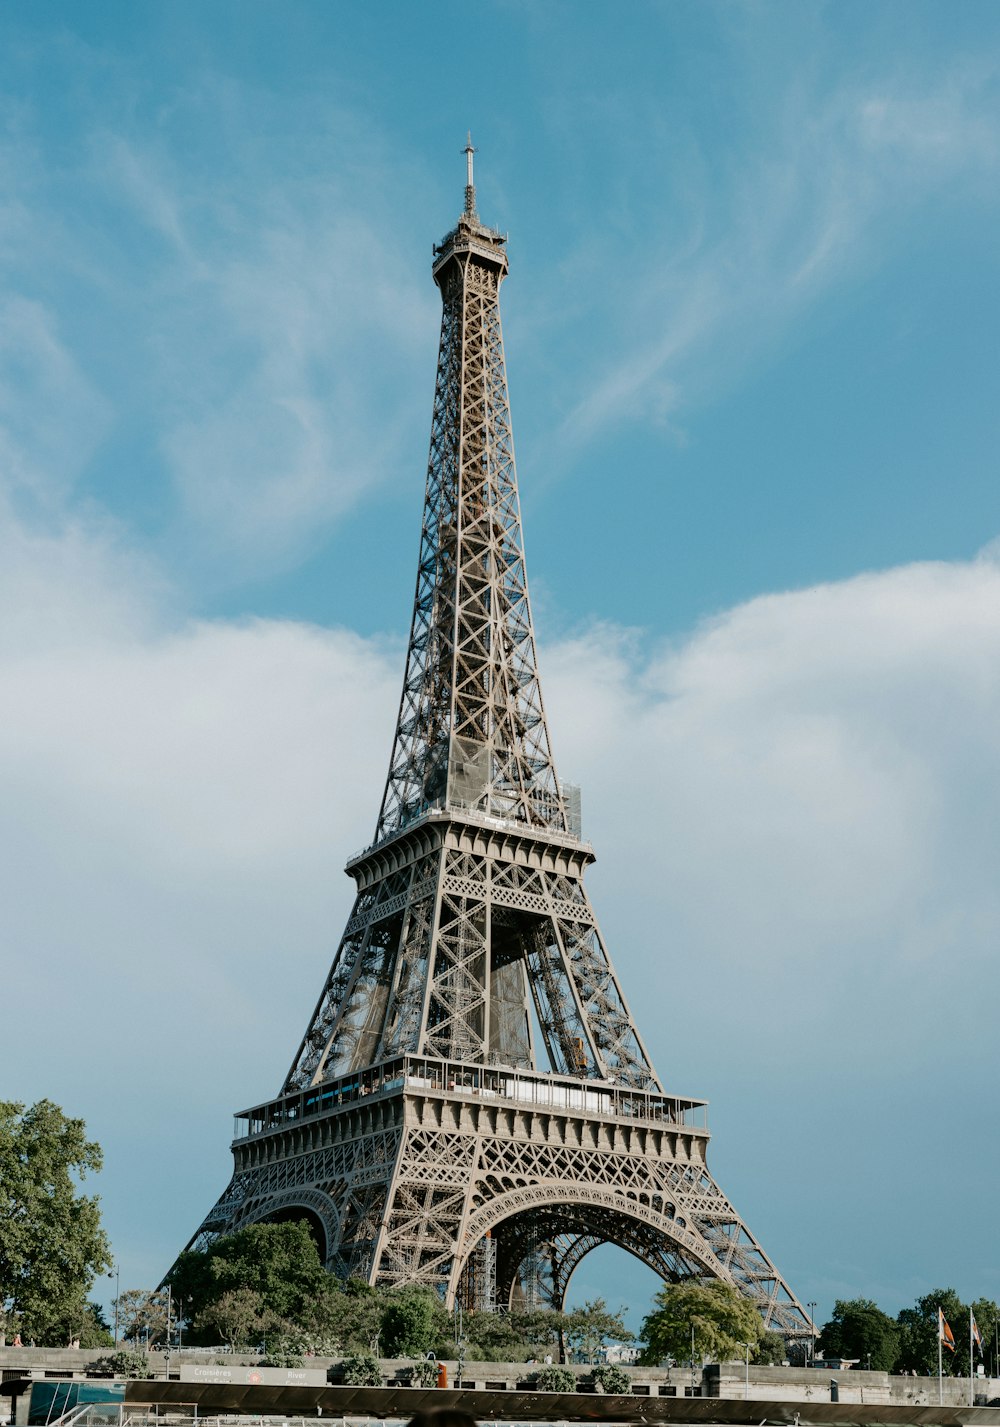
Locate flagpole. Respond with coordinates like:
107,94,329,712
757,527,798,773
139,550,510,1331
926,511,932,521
971,1308,975,1408
939,1317,943,1406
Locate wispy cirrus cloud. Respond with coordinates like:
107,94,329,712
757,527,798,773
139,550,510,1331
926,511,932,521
0,294,112,508
544,56,1000,458
0,76,440,585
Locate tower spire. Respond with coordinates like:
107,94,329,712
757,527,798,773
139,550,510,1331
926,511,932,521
174,154,812,1343
463,130,477,217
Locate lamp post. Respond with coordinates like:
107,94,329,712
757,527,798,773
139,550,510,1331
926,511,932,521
164,1285,172,1380
807,1302,818,1367
741,1342,752,1400
107,1262,120,1347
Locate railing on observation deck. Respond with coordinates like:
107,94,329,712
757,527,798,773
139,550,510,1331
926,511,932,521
347,796,592,868
234,1055,707,1143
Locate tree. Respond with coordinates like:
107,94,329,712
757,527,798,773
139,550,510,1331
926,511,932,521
756,1330,786,1366
90,1349,150,1379
592,1363,632,1394
639,1281,762,1366
533,1365,576,1392
114,1289,170,1347
0,1100,112,1343
459,1308,527,1360
512,1308,567,1358
71,1302,114,1349
169,1220,326,1340
897,1289,960,1377
971,1298,1000,1376
819,1299,900,1371
404,1358,441,1387
336,1278,387,1353
259,1350,305,1368
340,1352,382,1386
564,1298,633,1364
194,1287,267,1351
381,1288,444,1356
896,1289,996,1378
44,1300,113,1350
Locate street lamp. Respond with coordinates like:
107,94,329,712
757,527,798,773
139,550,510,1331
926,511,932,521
807,1303,818,1367
107,1262,121,1347
741,1342,752,1400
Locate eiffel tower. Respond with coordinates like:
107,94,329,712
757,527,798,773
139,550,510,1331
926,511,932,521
179,141,809,1336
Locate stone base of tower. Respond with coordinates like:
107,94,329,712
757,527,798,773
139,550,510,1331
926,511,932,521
179,1054,806,1335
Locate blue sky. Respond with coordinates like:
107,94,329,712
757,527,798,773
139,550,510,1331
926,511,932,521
3,0,1000,1334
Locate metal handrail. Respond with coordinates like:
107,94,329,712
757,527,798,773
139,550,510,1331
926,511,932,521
347,799,592,866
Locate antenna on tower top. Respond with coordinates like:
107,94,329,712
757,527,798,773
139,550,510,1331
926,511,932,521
463,131,477,217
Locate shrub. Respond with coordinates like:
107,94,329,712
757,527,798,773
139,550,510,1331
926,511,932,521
341,1352,382,1386
259,1351,305,1367
591,1364,632,1394
89,1350,150,1379
381,1290,441,1357
403,1358,440,1387
533,1365,576,1392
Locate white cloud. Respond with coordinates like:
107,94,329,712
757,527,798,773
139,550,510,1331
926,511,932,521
0,91,440,586
160,202,435,567
85,119,440,576
544,556,1000,1081
548,59,1000,458
0,295,112,506
3,503,999,1284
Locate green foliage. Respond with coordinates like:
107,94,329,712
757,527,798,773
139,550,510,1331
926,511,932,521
533,1365,577,1392
514,1309,567,1355
193,1287,268,1351
755,1330,786,1365
259,1351,305,1367
460,1309,528,1359
819,1299,900,1371
970,1299,1000,1374
381,1288,444,1357
336,1278,386,1353
90,1349,150,1378
75,1302,114,1349
287,1276,384,1355
565,1298,633,1364
169,1220,326,1336
896,1289,998,1377
114,1289,170,1346
403,1357,441,1387
639,1281,763,1366
262,1329,338,1358
341,1352,383,1386
591,1363,632,1394
0,1100,112,1344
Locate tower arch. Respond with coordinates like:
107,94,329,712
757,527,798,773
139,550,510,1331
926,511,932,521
169,146,810,1342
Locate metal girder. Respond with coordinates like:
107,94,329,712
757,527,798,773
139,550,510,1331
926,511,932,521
175,160,810,1343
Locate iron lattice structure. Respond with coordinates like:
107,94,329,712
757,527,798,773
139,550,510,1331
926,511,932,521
179,148,809,1337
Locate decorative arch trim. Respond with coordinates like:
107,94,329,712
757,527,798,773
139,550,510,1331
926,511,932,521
454,1182,730,1292
233,1187,340,1267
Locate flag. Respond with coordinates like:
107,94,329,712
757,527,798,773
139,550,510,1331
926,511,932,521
939,1309,956,1352
972,1312,983,1354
